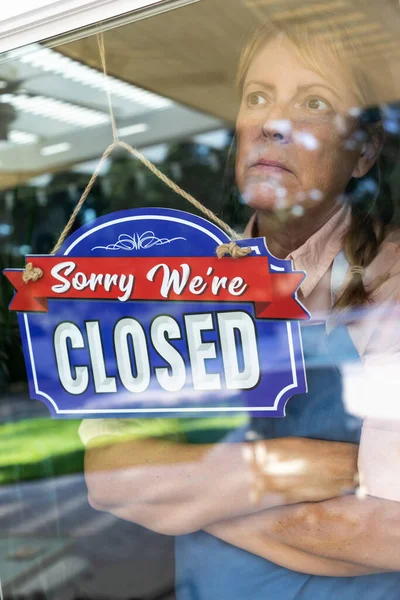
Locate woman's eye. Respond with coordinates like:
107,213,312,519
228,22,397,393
306,97,331,111
246,92,267,107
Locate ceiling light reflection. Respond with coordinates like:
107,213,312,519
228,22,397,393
0,94,109,127
9,45,171,110
40,142,71,156
117,123,148,137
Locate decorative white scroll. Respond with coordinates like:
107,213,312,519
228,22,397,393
92,231,186,251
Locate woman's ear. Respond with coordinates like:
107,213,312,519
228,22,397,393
352,123,385,179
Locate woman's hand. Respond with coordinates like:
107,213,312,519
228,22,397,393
239,436,358,505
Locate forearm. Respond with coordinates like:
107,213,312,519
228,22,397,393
84,436,274,533
84,435,357,534
205,517,379,576
264,495,400,570
206,495,400,572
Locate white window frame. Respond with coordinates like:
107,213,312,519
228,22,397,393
0,0,200,54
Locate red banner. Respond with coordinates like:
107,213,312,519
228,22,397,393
4,256,307,320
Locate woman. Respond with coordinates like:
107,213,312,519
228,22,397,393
80,17,400,599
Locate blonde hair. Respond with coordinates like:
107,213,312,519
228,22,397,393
237,21,381,106
236,19,394,313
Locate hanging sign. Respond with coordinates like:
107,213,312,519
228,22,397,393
4,208,309,418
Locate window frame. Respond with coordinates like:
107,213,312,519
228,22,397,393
0,0,200,54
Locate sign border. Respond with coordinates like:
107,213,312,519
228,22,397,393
22,314,304,416
16,207,308,417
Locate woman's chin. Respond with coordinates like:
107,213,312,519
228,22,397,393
240,181,295,212
242,193,289,212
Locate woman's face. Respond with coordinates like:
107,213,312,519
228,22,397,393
236,35,365,212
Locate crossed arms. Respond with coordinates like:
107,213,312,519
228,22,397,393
83,433,400,576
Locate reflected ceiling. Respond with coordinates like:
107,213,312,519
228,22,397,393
0,0,399,188
59,0,400,122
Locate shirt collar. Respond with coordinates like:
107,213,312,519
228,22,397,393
243,205,351,298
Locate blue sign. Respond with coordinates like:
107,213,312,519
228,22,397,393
5,208,309,418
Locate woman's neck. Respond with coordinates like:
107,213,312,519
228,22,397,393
255,201,342,259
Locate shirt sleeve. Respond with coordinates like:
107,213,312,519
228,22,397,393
354,294,400,501
359,418,400,501
78,418,186,448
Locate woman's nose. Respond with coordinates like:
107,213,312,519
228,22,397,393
261,111,292,143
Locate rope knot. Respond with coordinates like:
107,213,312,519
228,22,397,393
216,242,252,259
22,263,43,284
350,265,365,277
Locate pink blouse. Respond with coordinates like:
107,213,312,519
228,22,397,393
245,206,400,501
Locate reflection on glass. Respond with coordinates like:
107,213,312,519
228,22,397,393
1,3,400,600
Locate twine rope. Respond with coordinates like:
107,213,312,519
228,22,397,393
23,33,248,283
97,32,119,145
216,241,252,259
22,262,43,283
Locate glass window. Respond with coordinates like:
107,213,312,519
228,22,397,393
1,1,400,599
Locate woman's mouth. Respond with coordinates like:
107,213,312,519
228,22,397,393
250,160,292,174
